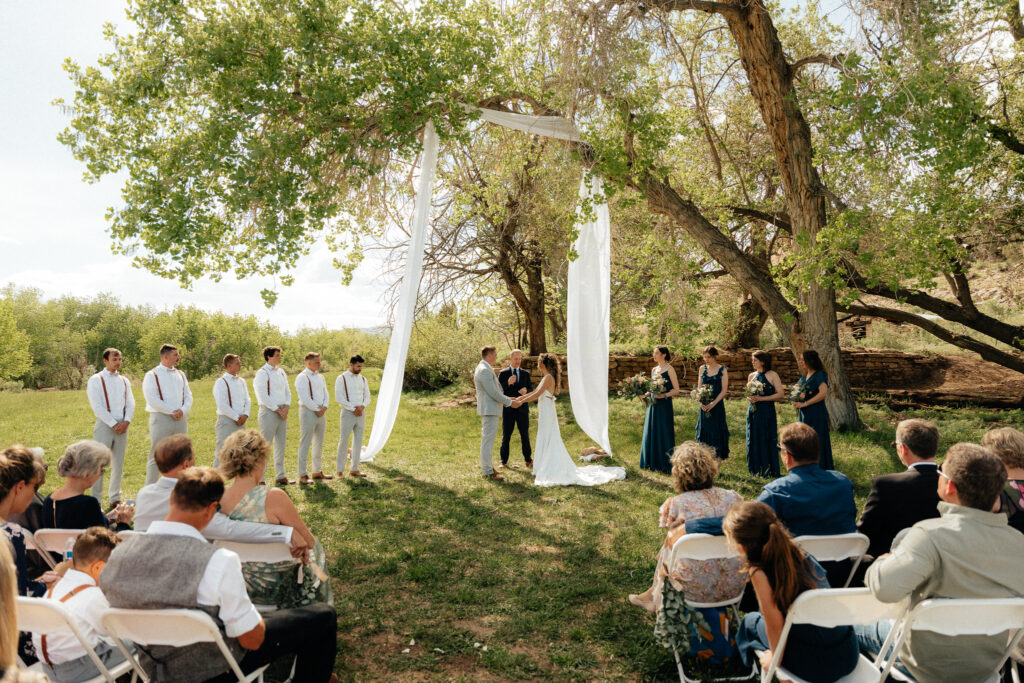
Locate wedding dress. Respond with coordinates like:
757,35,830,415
533,389,625,487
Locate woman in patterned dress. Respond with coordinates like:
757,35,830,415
218,430,332,609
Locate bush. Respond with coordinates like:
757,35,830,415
404,313,493,391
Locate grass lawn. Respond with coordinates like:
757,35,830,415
2,372,1023,681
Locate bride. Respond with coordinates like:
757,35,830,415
519,354,626,487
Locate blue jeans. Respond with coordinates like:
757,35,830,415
854,620,911,678
42,642,129,683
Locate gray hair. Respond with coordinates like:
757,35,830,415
57,440,111,479
509,349,523,358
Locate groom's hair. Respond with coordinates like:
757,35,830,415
481,346,496,359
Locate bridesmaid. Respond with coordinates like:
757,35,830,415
639,346,681,474
745,350,785,478
794,349,834,470
695,346,729,459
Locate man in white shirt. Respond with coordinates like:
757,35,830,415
142,344,193,485
296,352,332,483
134,434,300,552
335,354,372,478
213,353,251,467
86,347,135,504
254,345,293,485
101,467,338,682
30,527,129,682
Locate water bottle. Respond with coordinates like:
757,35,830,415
63,538,74,562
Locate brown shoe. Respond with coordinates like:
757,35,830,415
483,472,504,481
312,472,334,480
275,477,296,486
349,470,367,478
336,471,346,478
526,461,534,469
299,475,310,484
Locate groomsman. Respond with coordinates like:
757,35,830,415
297,352,332,483
86,347,135,503
255,345,294,485
142,344,193,484
212,353,250,467
336,354,371,478
498,349,532,469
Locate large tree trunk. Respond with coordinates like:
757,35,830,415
735,294,769,348
523,256,548,354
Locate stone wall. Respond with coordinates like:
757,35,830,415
510,347,947,397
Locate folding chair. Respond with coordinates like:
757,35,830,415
212,540,301,613
16,597,138,683
666,533,754,683
877,597,1024,683
33,528,86,557
21,528,57,569
100,608,269,683
759,588,907,683
793,533,869,588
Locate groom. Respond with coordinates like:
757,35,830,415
498,349,532,469
474,346,521,481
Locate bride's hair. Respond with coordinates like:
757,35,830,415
539,353,561,395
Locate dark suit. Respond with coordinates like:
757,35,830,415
857,462,941,557
498,365,532,464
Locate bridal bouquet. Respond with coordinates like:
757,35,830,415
617,374,667,406
745,378,767,413
690,384,714,405
788,383,808,404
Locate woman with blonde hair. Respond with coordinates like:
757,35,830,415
982,426,1024,533
218,430,332,608
0,539,48,682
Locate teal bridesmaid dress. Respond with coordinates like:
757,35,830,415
745,371,779,478
639,370,675,474
798,371,835,470
695,366,730,459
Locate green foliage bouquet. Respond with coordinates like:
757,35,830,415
690,384,714,405
616,374,666,406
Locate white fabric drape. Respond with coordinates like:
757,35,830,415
567,176,612,455
363,109,613,459
362,122,439,462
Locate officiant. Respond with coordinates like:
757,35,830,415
498,349,533,469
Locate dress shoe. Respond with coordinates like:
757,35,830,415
275,477,296,486
336,471,346,478
349,470,367,478
299,475,310,484
312,472,334,480
483,472,504,481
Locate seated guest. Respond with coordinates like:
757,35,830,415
219,430,331,608
135,434,298,549
981,426,1024,533
43,441,133,531
100,467,338,683
629,441,744,614
8,449,50,577
0,539,48,683
727,501,858,682
857,418,940,557
0,445,50,598
857,443,1024,681
30,527,129,682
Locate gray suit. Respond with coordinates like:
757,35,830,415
473,359,512,475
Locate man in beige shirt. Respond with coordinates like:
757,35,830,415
857,443,1024,681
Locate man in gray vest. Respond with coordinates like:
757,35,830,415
101,467,338,682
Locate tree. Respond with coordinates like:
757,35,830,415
0,300,31,383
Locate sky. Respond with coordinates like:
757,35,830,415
0,1,852,333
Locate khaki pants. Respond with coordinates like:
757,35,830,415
214,415,243,467
92,420,128,502
298,407,326,477
337,410,365,473
259,406,288,480
147,412,188,484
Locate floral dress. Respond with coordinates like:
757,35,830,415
227,487,332,609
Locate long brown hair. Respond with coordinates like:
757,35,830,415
539,353,561,395
0,445,38,503
723,501,818,614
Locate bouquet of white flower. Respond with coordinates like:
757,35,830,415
617,374,668,406
745,378,767,412
690,384,714,405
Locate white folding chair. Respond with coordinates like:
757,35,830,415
759,588,907,683
33,528,86,557
877,598,1024,683
16,597,138,683
793,533,869,588
666,533,754,683
21,528,57,569
100,608,269,683
212,540,301,613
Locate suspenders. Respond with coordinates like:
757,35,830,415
342,374,365,406
40,583,97,666
222,376,233,408
152,369,185,406
99,373,128,420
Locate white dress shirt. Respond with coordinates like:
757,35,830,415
30,569,112,664
134,476,292,543
213,372,251,421
296,369,330,412
142,364,193,415
146,521,262,638
253,364,290,410
335,371,371,413
86,369,135,427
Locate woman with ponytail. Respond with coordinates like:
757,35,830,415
724,501,858,681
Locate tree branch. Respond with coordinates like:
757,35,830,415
631,0,740,17
727,205,792,234
988,123,1024,155
791,53,847,74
